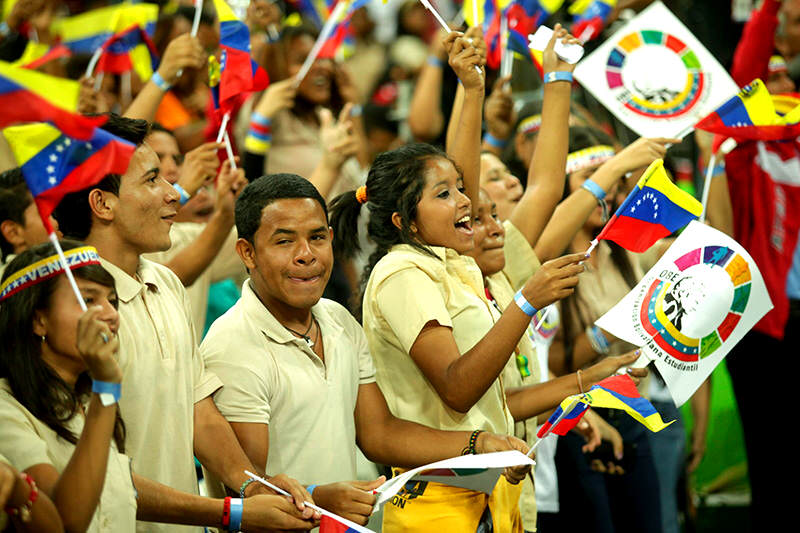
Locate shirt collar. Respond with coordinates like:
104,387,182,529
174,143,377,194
99,257,160,303
240,280,343,346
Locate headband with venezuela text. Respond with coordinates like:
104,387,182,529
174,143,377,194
0,246,101,302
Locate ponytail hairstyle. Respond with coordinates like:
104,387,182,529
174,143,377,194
0,240,126,452
560,127,638,370
330,143,455,292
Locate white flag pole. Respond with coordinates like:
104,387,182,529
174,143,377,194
49,233,88,312
419,0,483,75
698,153,716,224
223,130,237,169
85,48,103,79
244,471,375,533
216,112,230,144
472,0,479,27
293,0,349,87
500,12,512,79
176,0,203,79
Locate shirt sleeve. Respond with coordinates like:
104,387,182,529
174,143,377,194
181,281,223,403
502,220,542,292
375,267,453,355
351,321,376,385
730,0,780,86
0,395,54,472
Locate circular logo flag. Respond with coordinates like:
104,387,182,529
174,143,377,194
595,221,772,406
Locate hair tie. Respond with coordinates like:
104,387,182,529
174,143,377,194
355,185,368,204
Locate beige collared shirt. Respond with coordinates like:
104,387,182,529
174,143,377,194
101,258,222,533
201,280,376,486
0,380,137,532
485,221,542,529
144,223,245,336
362,244,515,437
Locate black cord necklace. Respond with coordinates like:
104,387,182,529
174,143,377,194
285,316,317,349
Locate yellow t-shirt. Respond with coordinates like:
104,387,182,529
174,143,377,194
485,220,542,530
363,244,515,437
0,380,137,532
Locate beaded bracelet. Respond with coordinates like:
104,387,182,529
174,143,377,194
3,473,38,523
462,429,484,455
239,478,256,498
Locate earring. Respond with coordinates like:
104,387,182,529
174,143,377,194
40,335,45,343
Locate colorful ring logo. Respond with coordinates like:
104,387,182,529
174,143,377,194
605,30,705,119
638,246,751,362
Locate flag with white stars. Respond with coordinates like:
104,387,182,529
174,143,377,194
595,158,702,252
2,122,135,233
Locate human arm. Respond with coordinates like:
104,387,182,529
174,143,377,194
133,473,318,531
445,25,487,155
443,31,485,214
482,76,514,156
508,25,578,249
408,29,450,141
505,350,646,421
123,34,206,121
389,253,584,413
25,307,122,532
242,79,297,181
163,161,247,286
534,137,677,262
732,0,780,86
333,65,370,168
0,461,63,532
687,378,711,473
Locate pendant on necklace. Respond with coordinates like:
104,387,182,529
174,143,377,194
304,336,314,349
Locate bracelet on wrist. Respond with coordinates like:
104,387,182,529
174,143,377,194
586,325,611,354
239,478,256,498
173,183,191,205
245,113,272,154
543,71,573,84
228,498,243,532
427,55,445,68
151,71,172,92
92,379,122,406
581,179,609,222
307,484,317,495
514,289,538,318
3,473,38,523
483,132,509,149
222,497,232,529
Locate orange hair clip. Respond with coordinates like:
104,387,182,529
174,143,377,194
355,185,368,204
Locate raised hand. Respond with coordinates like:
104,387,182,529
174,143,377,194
542,23,581,75
443,32,484,92
611,137,681,175
178,142,224,197
214,159,248,222
76,306,122,384
157,34,206,86
521,252,586,310
583,350,649,386
254,79,297,120
484,75,515,141
312,477,385,525
319,104,359,170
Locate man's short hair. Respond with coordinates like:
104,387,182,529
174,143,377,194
236,174,329,244
0,167,31,260
53,114,150,240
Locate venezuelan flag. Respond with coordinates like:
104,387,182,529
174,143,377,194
212,0,269,113
486,0,555,72
569,0,616,42
97,25,160,82
319,514,371,533
465,0,511,28
52,3,158,55
292,0,333,28
2,123,135,233
317,0,371,61
596,159,702,253
0,61,106,139
537,397,590,437
695,78,800,143
582,375,673,432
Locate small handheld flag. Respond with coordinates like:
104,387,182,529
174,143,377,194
0,61,107,140
569,0,616,42
95,25,160,83
694,79,800,145
590,159,702,254
536,397,590,439
582,374,673,432
2,123,136,234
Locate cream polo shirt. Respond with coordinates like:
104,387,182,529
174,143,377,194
201,280,376,486
100,258,222,533
362,244,515,437
0,380,137,532
485,221,542,530
144,223,245,336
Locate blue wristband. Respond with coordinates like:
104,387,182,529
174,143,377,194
228,498,243,532
427,55,444,68
514,289,538,318
306,484,317,495
581,179,606,201
544,71,573,84
484,133,509,149
251,112,271,127
92,380,121,406
173,183,191,205
151,71,172,91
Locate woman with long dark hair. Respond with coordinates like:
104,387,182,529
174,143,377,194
0,241,318,532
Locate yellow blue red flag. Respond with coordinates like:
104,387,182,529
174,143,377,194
0,61,106,139
52,3,158,55
596,159,702,252
2,123,135,233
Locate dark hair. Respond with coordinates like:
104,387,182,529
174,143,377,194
235,173,329,244
559,126,637,369
0,240,126,451
0,167,30,260
330,143,454,291
53,114,150,240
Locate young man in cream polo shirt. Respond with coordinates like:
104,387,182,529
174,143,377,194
53,116,316,533
201,173,531,527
